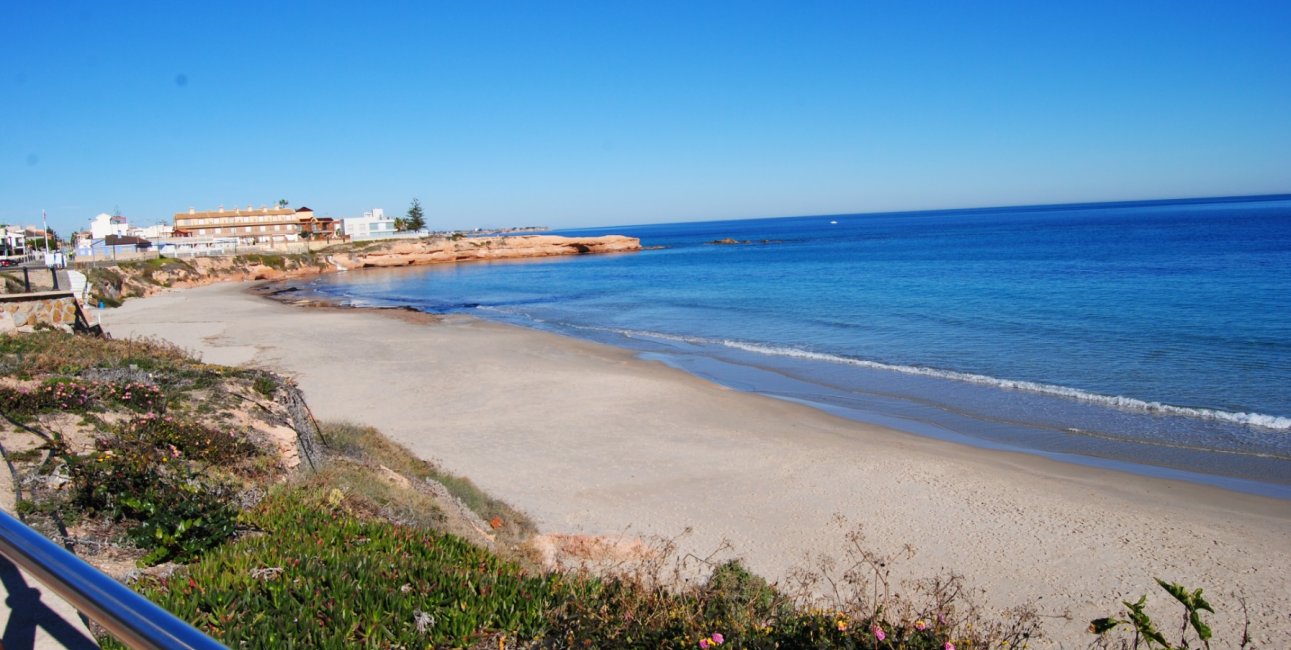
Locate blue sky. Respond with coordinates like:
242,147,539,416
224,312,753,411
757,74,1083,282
3,1,1289,236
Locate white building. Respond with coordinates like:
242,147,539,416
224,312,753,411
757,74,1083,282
129,223,173,240
0,226,25,256
89,213,130,239
342,208,398,240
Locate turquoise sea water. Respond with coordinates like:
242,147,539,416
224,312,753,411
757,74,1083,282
298,195,1291,497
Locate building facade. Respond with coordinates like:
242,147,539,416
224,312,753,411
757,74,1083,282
171,205,313,243
129,223,173,240
341,208,398,240
0,226,25,256
89,213,130,240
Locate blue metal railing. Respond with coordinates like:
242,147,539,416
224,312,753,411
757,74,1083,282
0,509,227,649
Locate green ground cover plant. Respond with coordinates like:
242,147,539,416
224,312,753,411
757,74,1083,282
58,412,270,564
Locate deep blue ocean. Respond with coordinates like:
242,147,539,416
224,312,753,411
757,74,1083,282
299,195,1291,497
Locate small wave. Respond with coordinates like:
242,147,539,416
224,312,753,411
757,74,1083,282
467,318,1291,432
717,340,1291,431
567,324,713,346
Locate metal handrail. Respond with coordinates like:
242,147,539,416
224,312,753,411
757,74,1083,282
0,509,227,649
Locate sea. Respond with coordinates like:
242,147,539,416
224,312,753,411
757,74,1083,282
296,195,1291,498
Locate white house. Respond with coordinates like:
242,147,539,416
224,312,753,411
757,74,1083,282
129,223,173,240
0,226,25,256
89,213,130,239
342,208,398,240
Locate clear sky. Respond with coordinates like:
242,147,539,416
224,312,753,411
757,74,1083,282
3,1,1289,236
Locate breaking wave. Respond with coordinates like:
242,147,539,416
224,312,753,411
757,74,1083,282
573,325,1291,432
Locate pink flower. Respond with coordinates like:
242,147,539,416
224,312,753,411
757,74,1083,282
915,619,928,631
944,643,955,650
711,633,724,645
872,625,886,641
699,639,710,650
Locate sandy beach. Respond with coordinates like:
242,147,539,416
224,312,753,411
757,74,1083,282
105,282,1291,646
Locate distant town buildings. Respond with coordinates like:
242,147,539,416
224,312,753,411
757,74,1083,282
342,208,398,240
299,213,342,240
129,223,173,240
172,205,314,243
89,213,130,240
67,200,430,260
0,226,25,256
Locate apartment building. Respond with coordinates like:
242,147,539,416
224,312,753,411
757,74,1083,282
341,208,398,240
172,204,314,242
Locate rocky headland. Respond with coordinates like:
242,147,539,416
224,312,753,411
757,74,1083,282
86,234,640,304
331,234,640,269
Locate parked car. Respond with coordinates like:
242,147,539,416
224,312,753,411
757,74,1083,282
0,258,19,267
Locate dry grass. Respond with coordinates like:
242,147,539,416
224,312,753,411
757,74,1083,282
319,420,536,542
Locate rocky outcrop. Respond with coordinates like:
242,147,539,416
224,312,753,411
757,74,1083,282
87,235,641,303
330,235,641,269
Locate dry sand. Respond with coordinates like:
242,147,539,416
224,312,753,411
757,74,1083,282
106,282,1291,646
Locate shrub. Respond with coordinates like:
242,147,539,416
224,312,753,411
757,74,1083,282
117,413,260,467
67,434,239,565
0,379,96,419
99,381,166,412
1090,579,1237,650
63,414,263,565
0,378,168,420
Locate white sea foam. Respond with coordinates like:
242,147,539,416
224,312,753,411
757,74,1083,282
487,318,1291,432
715,340,1291,431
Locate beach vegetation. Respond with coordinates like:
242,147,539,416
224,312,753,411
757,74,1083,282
1089,579,1240,650
235,253,288,270
317,420,536,544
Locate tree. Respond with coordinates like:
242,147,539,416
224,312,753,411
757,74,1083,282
405,198,426,232
277,199,289,209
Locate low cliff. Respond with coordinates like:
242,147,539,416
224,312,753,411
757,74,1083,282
330,234,640,269
86,235,641,304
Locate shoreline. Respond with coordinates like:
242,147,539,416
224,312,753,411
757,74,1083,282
105,282,1291,646
261,275,1291,501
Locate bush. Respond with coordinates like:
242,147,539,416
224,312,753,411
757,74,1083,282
0,379,97,420
0,378,164,422
64,414,263,565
